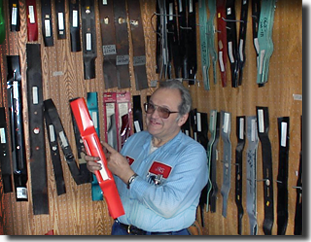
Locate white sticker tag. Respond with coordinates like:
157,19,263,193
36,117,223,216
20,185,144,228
281,122,287,147
197,113,202,132
12,7,17,25
73,10,78,27
169,3,173,21
45,19,51,37
103,0,108,5
223,113,229,134
52,71,64,76
293,94,302,101
251,119,256,142
178,0,183,12
49,125,55,142
0,128,6,144
28,6,35,23
86,33,92,51
103,44,117,56
258,109,264,133
16,187,28,199
239,118,244,140
134,120,141,132
92,112,98,129
98,160,109,180
219,51,225,72
189,0,193,13
211,111,216,131
32,86,38,104
13,81,19,99
228,41,234,63
254,38,259,54
227,7,231,15
58,12,64,30
59,131,68,147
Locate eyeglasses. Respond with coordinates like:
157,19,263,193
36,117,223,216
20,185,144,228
144,102,179,119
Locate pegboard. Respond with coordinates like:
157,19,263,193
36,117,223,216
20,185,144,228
0,0,302,235
192,0,302,236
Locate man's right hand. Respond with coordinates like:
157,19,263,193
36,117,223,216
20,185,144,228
85,155,102,174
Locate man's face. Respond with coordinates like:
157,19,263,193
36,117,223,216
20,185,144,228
146,88,188,141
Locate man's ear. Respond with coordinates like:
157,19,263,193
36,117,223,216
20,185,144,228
177,113,189,127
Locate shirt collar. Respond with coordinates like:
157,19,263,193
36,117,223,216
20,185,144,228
142,131,183,151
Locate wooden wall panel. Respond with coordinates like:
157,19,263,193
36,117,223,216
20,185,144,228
0,0,302,235
193,0,302,236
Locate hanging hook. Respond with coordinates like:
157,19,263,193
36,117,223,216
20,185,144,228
222,17,245,23
180,26,192,30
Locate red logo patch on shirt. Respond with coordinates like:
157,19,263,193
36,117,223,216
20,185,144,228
148,161,172,179
126,156,135,165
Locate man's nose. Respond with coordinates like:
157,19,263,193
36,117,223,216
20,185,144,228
150,107,160,118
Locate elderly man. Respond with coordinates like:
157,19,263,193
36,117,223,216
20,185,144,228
85,80,208,235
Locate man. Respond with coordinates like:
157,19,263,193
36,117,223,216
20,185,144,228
85,80,208,235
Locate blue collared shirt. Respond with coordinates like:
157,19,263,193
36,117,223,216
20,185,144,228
116,131,208,232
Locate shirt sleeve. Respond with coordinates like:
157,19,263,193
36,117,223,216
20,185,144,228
129,145,208,219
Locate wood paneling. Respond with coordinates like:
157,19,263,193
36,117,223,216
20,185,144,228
0,0,302,235
193,0,302,235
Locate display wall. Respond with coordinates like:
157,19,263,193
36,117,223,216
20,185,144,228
0,0,302,235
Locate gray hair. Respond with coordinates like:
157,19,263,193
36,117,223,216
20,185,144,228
158,80,192,116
